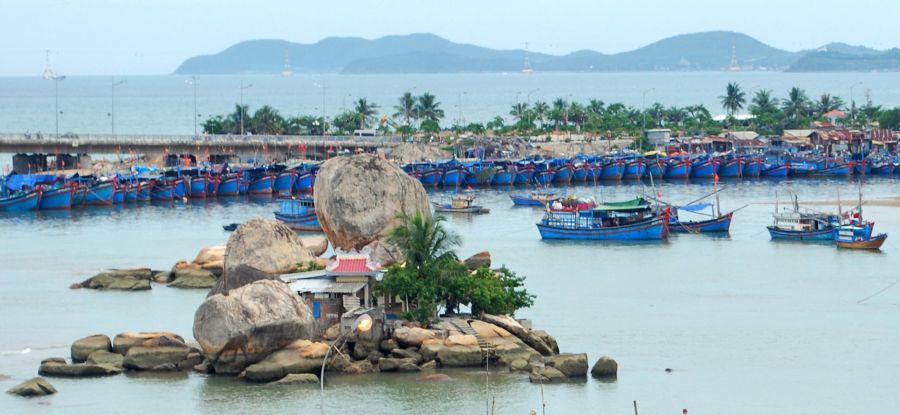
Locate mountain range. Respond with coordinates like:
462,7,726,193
173,31,900,74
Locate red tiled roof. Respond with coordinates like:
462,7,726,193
327,257,377,274
823,109,846,118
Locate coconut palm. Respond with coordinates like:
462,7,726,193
587,99,605,116
354,98,379,129
251,105,286,135
509,102,529,121
388,209,460,278
750,89,778,114
782,87,810,122
815,93,845,116
532,101,550,129
393,92,417,126
550,98,567,131
415,93,445,123
719,82,746,117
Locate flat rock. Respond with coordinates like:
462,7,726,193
267,373,319,385
469,320,512,339
392,326,437,347
71,334,112,363
86,350,124,369
7,377,57,397
437,345,483,367
244,348,323,382
39,361,121,377
169,268,217,289
377,357,417,372
80,268,152,290
530,366,566,383
114,332,185,355
390,348,422,364
444,334,478,347
123,346,189,371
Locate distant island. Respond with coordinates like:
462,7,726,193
173,31,900,75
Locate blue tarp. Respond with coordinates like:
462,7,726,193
4,174,59,191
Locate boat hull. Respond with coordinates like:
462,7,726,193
690,160,719,179
836,233,887,250
218,177,240,196
743,160,763,177
718,159,743,178
537,218,668,241
767,226,834,241
84,182,116,206
761,165,789,177
419,170,442,187
113,185,126,204
247,176,274,195
442,168,467,187
664,162,691,179
274,212,322,231
172,178,186,198
552,167,573,184
490,170,515,186
273,172,297,193
0,190,41,212
513,170,533,185
190,177,208,198
600,163,624,180
150,185,174,201
670,212,733,233
39,186,74,210
622,161,645,180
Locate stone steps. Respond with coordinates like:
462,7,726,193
447,318,495,361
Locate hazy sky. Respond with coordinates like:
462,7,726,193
7,0,900,76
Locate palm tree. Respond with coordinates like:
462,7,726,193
227,104,249,134
587,99,605,116
719,82,746,117
354,98,379,129
550,98,567,131
509,102,529,122
815,93,845,116
393,92,417,127
251,105,285,135
750,89,778,114
533,101,550,129
648,103,666,128
782,87,810,123
388,209,460,278
415,93,445,123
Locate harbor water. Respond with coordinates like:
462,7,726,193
2,177,899,414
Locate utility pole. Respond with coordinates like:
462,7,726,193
240,81,253,135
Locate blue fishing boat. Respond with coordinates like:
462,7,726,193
536,198,668,241
419,168,442,187
818,163,852,176
761,163,789,177
113,184,126,204
742,158,763,177
247,174,274,195
572,163,590,182
273,170,297,193
0,190,41,212
150,182,174,201
871,161,894,175
513,167,533,184
690,158,719,179
442,167,468,187
71,185,86,207
622,160,646,180
218,175,241,196
171,178,186,198
510,190,557,206
38,185,75,210
600,161,624,180
205,177,219,196
664,159,691,179
767,194,841,241
136,181,152,202
645,160,666,179
853,159,871,175
84,181,116,206
274,197,321,231
190,176,208,198
668,201,734,233
551,164,573,184
788,160,817,176
717,158,743,178
835,226,886,250
123,183,137,203
490,167,515,186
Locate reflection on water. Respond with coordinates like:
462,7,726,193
1,177,899,414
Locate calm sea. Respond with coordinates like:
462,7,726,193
1,178,899,414
1,72,899,136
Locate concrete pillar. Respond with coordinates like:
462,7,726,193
77,154,92,170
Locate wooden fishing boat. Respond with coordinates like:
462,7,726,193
83,181,116,206
432,193,489,214
835,230,887,250
38,184,75,210
670,211,733,233
510,190,558,206
767,194,840,241
274,197,322,231
189,176,208,198
536,198,668,241
0,189,41,212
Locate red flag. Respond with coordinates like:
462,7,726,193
714,172,719,183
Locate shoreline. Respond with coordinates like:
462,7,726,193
756,196,900,208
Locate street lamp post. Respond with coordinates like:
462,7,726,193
320,314,373,414
240,81,253,135
53,75,66,137
110,77,126,135
641,88,655,136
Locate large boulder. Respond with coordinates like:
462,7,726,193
113,332,185,355
591,356,618,378
545,353,588,378
80,268,152,290
193,279,315,374
313,154,431,265
168,268,217,289
193,245,225,267
208,265,278,297
71,334,112,363
530,366,566,383
7,377,56,397
437,345,483,367
86,350,124,369
469,321,512,339
299,235,329,257
123,346,189,371
224,218,315,274
392,326,438,347
532,330,560,354
267,373,319,386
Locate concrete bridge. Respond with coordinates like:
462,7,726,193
0,133,402,171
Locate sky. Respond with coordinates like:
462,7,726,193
6,0,900,76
